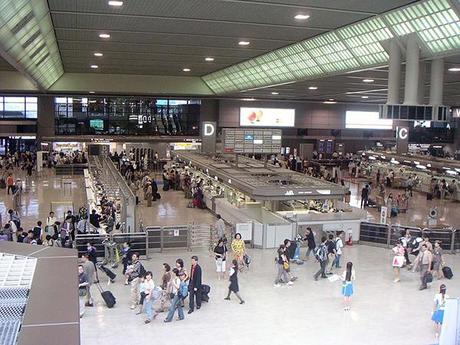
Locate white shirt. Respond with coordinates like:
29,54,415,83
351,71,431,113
335,238,344,255
434,293,449,310
143,279,155,297
46,216,57,227
171,277,180,294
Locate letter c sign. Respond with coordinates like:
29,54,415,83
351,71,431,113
397,127,408,140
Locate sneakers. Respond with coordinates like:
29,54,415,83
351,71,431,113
287,281,294,286
144,320,151,324
393,279,400,283
224,297,230,300
240,301,245,305
273,283,281,287
130,305,136,310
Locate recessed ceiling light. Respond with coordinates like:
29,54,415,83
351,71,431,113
271,92,279,95
99,33,110,39
238,41,250,46
90,65,99,69
242,98,255,101
323,99,337,104
183,68,191,72
205,57,214,62
89,91,95,94
363,79,374,83
108,1,123,6
448,67,460,72
294,14,310,20
361,96,369,99
308,86,318,90
94,52,103,57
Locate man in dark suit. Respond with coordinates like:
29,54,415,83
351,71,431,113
188,255,202,314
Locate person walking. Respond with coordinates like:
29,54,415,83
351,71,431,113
332,232,344,269
215,214,226,241
303,227,316,259
6,173,14,195
121,241,132,275
125,253,144,309
432,241,444,280
164,269,188,322
81,254,96,307
142,271,158,324
274,244,292,287
392,242,405,283
341,262,356,311
231,233,246,267
432,284,448,340
313,236,328,281
224,259,245,304
78,265,89,318
325,234,337,274
360,184,369,208
188,256,202,314
419,244,433,290
214,239,227,280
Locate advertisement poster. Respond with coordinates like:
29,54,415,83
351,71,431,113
240,107,295,127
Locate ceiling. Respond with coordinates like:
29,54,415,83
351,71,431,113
46,0,416,76
2,0,460,105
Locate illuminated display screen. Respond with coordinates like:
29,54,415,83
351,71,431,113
90,119,104,131
240,107,295,127
345,111,393,129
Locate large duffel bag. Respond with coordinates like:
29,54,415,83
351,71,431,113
442,266,453,279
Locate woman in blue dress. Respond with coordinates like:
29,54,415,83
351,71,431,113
432,284,448,340
341,261,355,311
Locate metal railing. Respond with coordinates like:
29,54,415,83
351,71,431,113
359,222,457,253
75,223,211,259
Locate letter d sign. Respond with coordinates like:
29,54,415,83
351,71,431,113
204,123,215,136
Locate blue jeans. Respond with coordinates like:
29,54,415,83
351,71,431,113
143,297,155,320
333,254,341,268
165,294,184,321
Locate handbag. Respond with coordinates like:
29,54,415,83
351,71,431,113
425,272,433,283
79,287,87,297
392,255,404,268
283,261,290,270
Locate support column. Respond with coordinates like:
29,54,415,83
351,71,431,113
404,34,420,105
417,61,426,104
429,58,444,105
387,39,401,104
37,96,55,143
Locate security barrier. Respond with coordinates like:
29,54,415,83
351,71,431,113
359,222,457,253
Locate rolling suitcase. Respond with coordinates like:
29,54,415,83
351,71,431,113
426,193,433,201
98,264,116,282
201,284,211,303
442,266,453,279
96,283,116,308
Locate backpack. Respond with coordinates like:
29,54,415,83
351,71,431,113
179,280,189,299
314,245,327,262
139,263,146,278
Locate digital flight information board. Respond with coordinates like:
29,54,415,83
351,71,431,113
222,128,282,154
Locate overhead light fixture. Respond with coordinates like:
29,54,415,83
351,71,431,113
361,96,369,99
182,68,191,72
448,67,460,72
205,57,214,62
294,14,310,20
90,65,99,69
323,100,337,104
108,1,123,6
238,41,250,46
363,79,374,83
94,52,103,57
99,33,110,39
308,86,318,90
242,98,255,101
271,92,279,95
89,91,95,94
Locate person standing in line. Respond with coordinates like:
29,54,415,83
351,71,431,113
188,256,202,314
142,271,158,324
81,254,95,307
164,269,187,322
78,265,89,318
303,227,316,259
214,239,227,280
175,258,188,278
419,244,433,291
274,244,292,287
32,221,42,241
341,262,356,311
224,259,245,304
161,263,172,290
325,234,337,275
392,242,405,283
126,252,143,309
46,211,57,236
332,232,344,269
121,241,132,275
432,241,444,280
215,214,226,241
313,237,328,281
432,284,448,340
86,242,98,271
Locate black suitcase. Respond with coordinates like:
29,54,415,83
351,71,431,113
442,266,453,279
98,265,116,281
155,193,161,200
96,283,116,308
201,284,211,302
427,193,433,200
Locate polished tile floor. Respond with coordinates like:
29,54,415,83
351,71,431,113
80,245,459,345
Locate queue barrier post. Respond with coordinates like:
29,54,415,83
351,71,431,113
450,230,456,254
